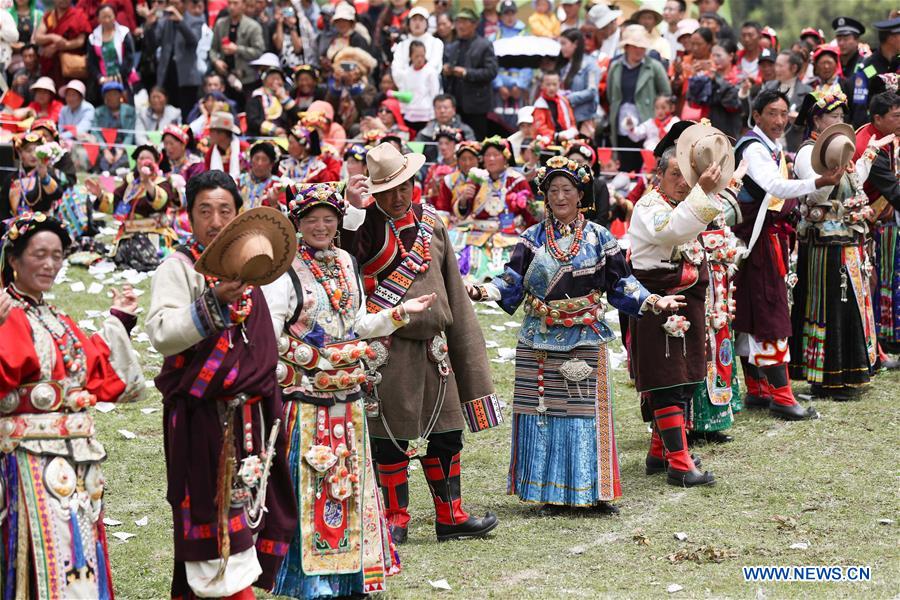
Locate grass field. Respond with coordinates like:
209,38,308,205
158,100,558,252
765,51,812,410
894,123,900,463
53,261,899,599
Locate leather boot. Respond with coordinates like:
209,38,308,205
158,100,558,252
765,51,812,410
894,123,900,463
762,364,818,421
646,424,702,474
422,453,498,541
654,406,715,487
376,461,411,544
741,357,771,408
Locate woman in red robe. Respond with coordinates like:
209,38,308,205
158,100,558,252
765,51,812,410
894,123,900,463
33,0,91,88
0,212,143,599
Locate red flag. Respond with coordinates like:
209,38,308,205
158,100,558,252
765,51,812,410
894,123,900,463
595,147,613,165
101,128,118,146
640,149,656,172
84,142,100,166
238,113,247,134
1,90,24,109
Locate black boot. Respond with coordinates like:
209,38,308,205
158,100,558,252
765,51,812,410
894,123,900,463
687,430,734,445
422,454,499,541
655,406,716,487
376,461,410,544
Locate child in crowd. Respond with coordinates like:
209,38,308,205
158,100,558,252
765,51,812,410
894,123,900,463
625,95,681,151
393,41,441,134
528,0,560,38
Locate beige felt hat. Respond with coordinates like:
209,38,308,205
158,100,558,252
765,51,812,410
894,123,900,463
675,123,735,195
209,111,242,135
811,122,856,175
364,142,426,195
619,24,652,49
30,77,57,95
195,207,297,286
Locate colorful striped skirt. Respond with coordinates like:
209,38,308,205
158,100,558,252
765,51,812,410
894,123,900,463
508,343,621,506
789,242,877,389
875,223,900,351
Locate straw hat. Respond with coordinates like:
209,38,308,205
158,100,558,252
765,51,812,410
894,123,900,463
209,111,242,135
675,123,735,195
364,142,426,195
194,207,296,286
811,122,856,175
619,24,652,49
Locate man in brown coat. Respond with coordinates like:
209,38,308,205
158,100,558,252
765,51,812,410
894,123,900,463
343,142,501,544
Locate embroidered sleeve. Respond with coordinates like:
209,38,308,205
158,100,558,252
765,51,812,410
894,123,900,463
491,235,536,315
461,393,503,432
603,236,651,317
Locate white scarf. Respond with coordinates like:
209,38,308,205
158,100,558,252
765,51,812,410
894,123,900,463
210,138,242,179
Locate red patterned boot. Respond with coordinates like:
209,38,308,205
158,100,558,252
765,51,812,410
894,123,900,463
422,453,498,541
376,461,411,544
654,406,716,487
741,357,771,408
762,364,818,421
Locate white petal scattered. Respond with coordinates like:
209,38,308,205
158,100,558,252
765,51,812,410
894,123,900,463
103,518,123,526
87,282,105,294
479,308,503,315
140,407,159,415
70,282,86,292
135,516,149,527
428,579,452,591
497,347,517,360
110,532,136,542
666,584,683,594
789,542,809,550
569,545,586,555
144,381,156,388
878,518,894,525
503,321,519,328
89,261,117,275
77,319,97,332
94,402,116,414
489,325,506,332
674,532,688,542
117,429,137,440
484,340,500,348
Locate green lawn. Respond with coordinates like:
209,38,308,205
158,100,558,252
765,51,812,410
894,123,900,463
54,263,899,599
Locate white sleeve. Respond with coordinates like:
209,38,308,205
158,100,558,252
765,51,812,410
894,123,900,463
260,272,298,337
145,258,210,357
343,204,367,231
351,278,408,339
744,142,817,199
794,144,832,204
633,185,722,246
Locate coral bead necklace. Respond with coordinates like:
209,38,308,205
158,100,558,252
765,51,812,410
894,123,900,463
545,214,584,262
387,208,432,274
300,244,354,317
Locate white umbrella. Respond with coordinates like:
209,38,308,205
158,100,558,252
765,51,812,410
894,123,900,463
493,36,561,68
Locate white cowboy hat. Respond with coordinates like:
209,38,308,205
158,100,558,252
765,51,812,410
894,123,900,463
364,142,426,195
675,123,735,195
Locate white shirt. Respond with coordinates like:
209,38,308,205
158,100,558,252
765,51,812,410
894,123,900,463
743,126,817,199
391,33,444,80
628,184,723,271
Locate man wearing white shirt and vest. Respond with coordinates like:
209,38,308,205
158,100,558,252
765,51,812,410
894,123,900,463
731,90,843,420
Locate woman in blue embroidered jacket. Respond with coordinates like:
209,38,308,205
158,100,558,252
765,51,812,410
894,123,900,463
467,156,685,513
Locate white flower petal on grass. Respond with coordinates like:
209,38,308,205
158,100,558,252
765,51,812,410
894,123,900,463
140,408,159,415
428,579,452,591
135,516,149,527
87,282,104,294
94,402,116,414
70,282,86,292
118,429,137,440
666,584,683,593
110,532,136,542
103,518,123,526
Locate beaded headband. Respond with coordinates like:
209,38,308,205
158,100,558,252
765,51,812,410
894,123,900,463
162,124,189,145
1,212,72,285
288,183,347,221
434,126,463,144
535,155,593,193
480,135,513,161
344,143,368,162
812,85,848,112
455,140,482,157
